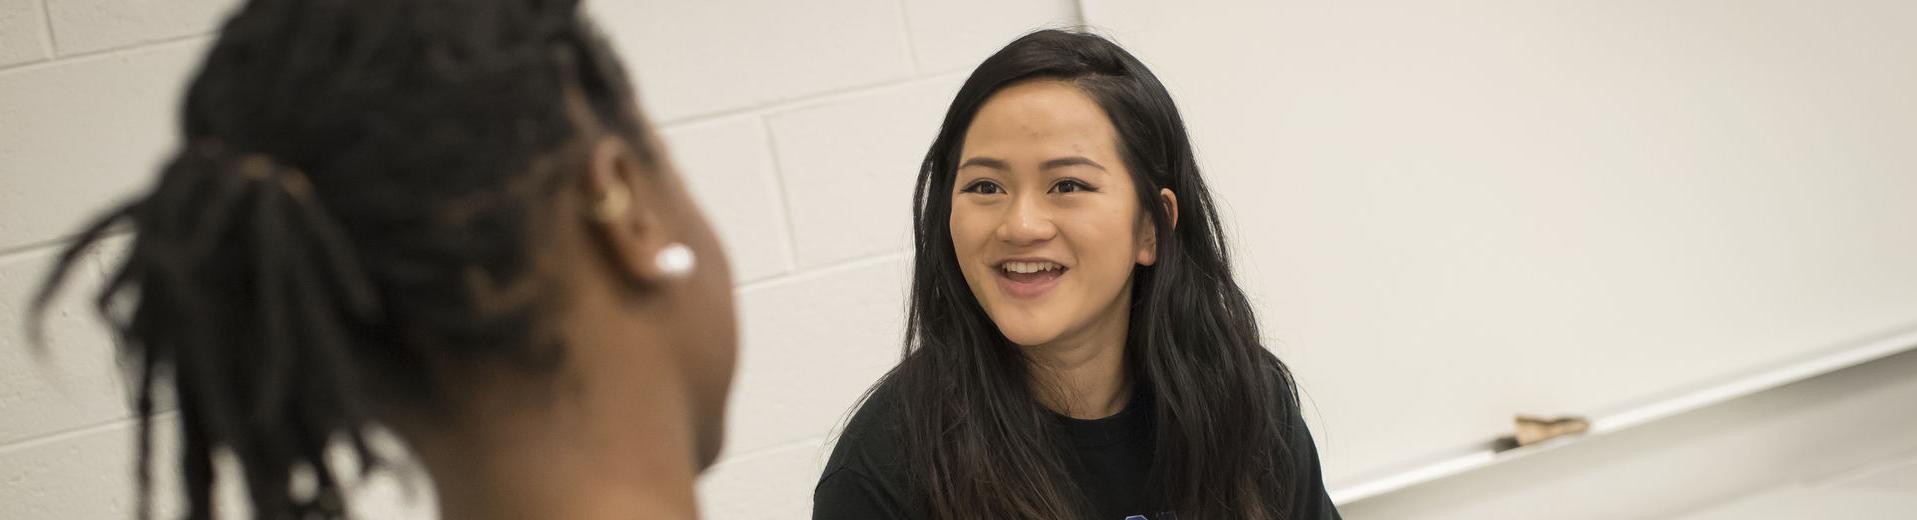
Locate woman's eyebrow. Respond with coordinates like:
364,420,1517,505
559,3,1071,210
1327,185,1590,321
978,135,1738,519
1041,156,1106,171
958,156,1009,170
958,156,1107,171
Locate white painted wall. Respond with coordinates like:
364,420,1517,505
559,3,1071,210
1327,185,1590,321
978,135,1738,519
0,0,1079,518
1082,0,1917,490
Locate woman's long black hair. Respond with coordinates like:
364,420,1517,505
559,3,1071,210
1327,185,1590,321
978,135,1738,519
27,0,652,518
885,29,1305,519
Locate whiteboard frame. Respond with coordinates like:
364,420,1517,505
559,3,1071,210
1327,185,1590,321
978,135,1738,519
1330,326,1917,504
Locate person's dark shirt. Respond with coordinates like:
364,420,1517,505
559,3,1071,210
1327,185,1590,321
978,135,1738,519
813,380,1343,520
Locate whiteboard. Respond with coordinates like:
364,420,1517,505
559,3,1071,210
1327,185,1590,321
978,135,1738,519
1081,0,1917,487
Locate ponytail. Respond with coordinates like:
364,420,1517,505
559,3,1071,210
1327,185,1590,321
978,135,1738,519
33,141,382,519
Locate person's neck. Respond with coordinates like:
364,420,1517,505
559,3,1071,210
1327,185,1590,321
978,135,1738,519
408,313,705,519
1026,293,1134,420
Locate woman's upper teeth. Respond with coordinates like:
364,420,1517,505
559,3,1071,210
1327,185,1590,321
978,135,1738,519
1004,261,1061,274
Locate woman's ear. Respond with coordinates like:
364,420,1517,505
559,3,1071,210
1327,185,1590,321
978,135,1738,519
1137,188,1178,266
583,136,690,286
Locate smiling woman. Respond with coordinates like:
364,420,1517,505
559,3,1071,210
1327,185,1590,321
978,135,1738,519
949,79,1174,358
813,30,1341,520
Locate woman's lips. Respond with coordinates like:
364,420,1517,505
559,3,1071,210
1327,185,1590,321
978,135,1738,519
996,267,1065,299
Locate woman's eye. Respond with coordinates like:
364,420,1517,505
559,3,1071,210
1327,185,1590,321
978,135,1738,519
1051,179,1094,194
961,181,1004,195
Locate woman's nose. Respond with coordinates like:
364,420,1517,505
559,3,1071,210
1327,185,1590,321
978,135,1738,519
994,194,1057,245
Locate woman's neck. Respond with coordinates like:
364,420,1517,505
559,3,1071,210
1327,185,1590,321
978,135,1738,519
407,328,705,519
1026,287,1135,419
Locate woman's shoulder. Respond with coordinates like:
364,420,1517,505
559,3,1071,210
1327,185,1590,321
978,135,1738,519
821,377,911,482
1255,354,1345,518
1240,351,1326,468
815,377,920,518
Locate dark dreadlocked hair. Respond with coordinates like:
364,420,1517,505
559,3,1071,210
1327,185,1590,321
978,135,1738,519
26,0,654,518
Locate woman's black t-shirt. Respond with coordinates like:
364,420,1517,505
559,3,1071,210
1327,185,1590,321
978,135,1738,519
812,381,1343,520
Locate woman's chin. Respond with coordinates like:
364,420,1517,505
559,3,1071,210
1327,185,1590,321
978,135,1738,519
994,324,1063,348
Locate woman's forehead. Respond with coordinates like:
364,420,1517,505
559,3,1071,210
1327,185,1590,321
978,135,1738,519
963,81,1119,162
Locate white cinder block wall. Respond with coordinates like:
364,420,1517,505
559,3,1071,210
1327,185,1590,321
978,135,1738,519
0,0,1081,518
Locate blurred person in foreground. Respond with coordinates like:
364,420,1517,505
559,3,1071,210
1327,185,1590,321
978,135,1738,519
31,0,738,518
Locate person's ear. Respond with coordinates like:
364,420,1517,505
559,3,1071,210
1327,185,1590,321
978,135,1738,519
582,136,695,286
1137,188,1178,266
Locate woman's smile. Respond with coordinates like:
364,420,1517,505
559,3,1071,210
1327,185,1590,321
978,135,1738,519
995,257,1069,299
